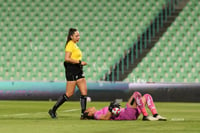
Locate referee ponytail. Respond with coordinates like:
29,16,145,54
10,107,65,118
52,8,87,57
65,28,78,47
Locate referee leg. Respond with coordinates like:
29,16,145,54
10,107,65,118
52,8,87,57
77,78,87,118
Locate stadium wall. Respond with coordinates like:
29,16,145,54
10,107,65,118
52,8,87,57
0,81,199,102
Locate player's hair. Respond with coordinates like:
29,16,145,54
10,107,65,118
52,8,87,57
83,112,94,120
65,28,78,47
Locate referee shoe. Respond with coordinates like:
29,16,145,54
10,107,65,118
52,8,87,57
48,109,57,119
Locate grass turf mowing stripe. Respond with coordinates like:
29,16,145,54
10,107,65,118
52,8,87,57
0,109,80,118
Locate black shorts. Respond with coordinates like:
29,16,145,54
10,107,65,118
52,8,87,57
63,61,85,81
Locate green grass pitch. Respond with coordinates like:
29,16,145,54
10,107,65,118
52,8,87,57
0,101,199,133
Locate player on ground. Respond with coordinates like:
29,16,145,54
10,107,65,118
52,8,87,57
84,91,167,121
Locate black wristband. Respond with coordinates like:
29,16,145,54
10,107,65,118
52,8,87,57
79,60,82,65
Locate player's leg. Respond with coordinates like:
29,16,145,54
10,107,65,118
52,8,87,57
76,78,87,119
132,92,148,116
143,94,167,121
143,94,157,115
49,81,76,118
131,91,158,121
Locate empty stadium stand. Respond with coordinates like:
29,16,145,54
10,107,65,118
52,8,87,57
0,0,198,83
0,0,168,81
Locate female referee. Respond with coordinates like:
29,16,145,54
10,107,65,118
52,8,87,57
49,28,88,119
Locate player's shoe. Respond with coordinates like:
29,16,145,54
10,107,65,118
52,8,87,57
48,109,57,119
142,116,158,121
154,115,167,121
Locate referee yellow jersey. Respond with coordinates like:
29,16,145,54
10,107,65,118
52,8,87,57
65,40,82,61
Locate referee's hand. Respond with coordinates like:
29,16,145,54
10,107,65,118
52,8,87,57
81,61,87,66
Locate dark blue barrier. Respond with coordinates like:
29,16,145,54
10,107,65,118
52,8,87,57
0,81,129,101
128,83,200,102
0,81,199,102
0,81,65,100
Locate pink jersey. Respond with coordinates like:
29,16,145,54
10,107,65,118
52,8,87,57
94,104,141,120
94,107,109,120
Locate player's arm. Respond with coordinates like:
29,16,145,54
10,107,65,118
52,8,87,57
98,101,120,120
98,112,112,120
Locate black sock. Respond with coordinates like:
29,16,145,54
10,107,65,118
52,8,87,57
80,95,87,115
52,94,69,112
153,114,158,117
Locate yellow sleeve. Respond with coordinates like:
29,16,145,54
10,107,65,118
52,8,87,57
65,41,74,52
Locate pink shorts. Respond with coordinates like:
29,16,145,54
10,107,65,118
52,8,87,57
112,104,141,120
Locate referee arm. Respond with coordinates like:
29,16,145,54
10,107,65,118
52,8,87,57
65,52,87,65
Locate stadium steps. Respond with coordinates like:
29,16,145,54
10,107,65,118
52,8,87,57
105,0,189,81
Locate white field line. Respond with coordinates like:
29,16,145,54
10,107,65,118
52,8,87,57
170,118,185,121
62,109,80,112
0,109,80,118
